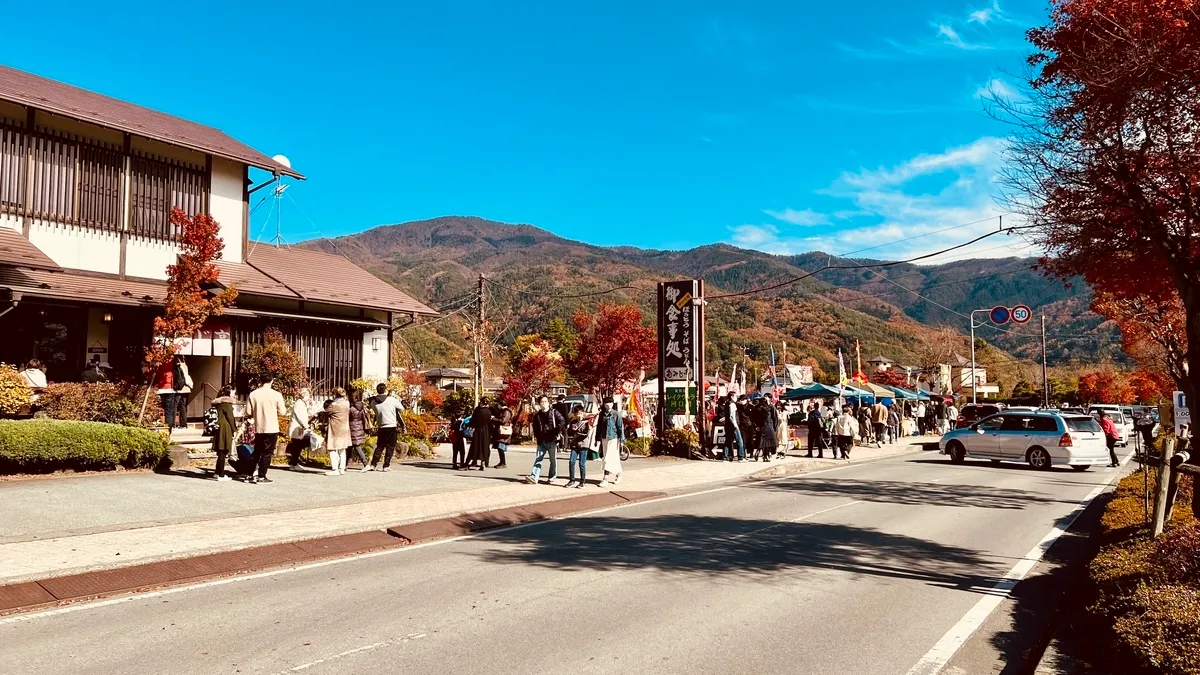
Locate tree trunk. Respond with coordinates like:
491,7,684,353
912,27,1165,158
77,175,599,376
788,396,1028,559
1182,283,1199,423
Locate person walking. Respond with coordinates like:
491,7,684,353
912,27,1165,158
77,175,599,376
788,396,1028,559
857,403,873,446
210,386,236,482
914,401,927,436
1098,409,1121,468
153,359,175,430
348,392,370,470
595,397,625,487
173,355,193,429
832,405,859,460
246,377,286,484
369,383,405,472
492,400,514,469
566,407,589,487
286,388,314,469
325,388,351,476
466,397,494,471
724,395,746,462
450,411,468,470
872,399,889,449
945,402,959,433
758,399,779,462
528,395,564,484
806,404,825,458
887,405,901,445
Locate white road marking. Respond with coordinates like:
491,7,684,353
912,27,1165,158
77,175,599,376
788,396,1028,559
904,452,1133,675
273,632,426,674
0,451,913,626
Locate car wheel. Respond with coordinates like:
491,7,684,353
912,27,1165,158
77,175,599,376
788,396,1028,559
1028,447,1052,471
946,441,965,464
1071,465,1091,472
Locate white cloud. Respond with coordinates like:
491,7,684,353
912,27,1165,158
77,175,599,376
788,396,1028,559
974,77,1023,102
731,137,1037,261
968,8,993,24
763,207,830,226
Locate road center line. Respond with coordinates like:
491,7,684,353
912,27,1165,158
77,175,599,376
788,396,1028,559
904,452,1133,675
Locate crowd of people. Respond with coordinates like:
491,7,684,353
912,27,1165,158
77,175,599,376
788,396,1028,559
714,393,786,462
206,378,412,484
802,398,957,459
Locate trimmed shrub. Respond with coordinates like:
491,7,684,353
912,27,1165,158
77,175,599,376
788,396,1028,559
625,437,654,456
402,410,429,441
39,382,163,428
0,363,32,417
654,428,699,457
0,419,169,474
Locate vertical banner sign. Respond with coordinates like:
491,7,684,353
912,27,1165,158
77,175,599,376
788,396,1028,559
657,280,702,439
660,280,698,381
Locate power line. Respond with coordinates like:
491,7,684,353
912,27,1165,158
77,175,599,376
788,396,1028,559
482,276,645,300
708,223,1040,300
832,215,1007,259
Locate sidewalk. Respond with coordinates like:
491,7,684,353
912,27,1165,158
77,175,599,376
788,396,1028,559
0,439,930,586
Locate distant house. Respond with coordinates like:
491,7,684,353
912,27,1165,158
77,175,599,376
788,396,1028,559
547,381,569,398
867,355,894,372
423,367,472,390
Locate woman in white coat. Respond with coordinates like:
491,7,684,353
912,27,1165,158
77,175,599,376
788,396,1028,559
594,397,625,487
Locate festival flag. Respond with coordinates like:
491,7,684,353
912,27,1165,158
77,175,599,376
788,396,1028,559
837,349,848,385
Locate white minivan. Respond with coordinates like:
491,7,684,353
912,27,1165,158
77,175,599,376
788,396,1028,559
1088,404,1130,447
940,411,1110,470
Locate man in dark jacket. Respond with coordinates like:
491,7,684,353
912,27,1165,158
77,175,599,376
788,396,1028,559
527,395,565,484
553,394,572,451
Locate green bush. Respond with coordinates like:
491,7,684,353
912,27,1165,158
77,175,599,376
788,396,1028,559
625,437,653,456
0,419,169,474
654,428,699,457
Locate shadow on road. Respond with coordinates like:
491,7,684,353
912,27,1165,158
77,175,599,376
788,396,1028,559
745,477,1068,510
476,514,1006,593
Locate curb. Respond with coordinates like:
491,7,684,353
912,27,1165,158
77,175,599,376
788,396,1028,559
0,490,664,617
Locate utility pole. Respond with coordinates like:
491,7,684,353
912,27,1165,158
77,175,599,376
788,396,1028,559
1041,314,1050,408
474,274,485,404
968,309,989,405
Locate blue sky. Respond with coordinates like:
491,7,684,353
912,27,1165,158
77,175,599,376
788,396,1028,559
4,0,1042,260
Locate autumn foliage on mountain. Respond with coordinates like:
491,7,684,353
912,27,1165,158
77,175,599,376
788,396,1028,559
1012,0,1200,404
144,209,237,372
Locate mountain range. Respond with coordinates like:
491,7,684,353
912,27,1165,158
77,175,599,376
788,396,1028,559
302,216,1123,391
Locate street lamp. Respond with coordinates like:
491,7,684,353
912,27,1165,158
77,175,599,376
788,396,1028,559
968,309,992,405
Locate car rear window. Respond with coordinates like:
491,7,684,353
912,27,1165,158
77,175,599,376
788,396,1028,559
1066,417,1102,432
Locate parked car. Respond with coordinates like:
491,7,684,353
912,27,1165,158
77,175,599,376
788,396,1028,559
940,411,1109,471
1088,404,1130,447
955,403,1005,429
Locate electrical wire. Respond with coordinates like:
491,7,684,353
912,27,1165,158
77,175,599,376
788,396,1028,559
707,224,1040,300
399,298,478,330
831,215,1007,259
482,276,645,300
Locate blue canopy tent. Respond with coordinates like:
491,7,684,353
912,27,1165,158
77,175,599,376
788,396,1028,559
780,383,845,400
885,385,921,400
840,384,876,405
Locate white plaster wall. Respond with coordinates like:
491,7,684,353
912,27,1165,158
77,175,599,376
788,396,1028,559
209,157,244,262
125,236,178,280
28,221,121,274
361,328,389,382
0,213,20,232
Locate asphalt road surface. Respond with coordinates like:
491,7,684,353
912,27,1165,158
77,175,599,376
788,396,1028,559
1,451,1125,674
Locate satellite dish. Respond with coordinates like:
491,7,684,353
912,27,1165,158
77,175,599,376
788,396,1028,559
272,154,292,169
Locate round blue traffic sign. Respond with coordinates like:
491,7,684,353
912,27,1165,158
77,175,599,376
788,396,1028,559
990,306,1011,325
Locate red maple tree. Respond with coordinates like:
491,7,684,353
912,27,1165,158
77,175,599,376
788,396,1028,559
1077,370,1135,405
144,209,237,372
500,335,564,408
568,303,657,398
1006,0,1200,406
871,369,909,390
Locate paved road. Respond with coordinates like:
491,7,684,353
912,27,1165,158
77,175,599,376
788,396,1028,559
0,451,1125,674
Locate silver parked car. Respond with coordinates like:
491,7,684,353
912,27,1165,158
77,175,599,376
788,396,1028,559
939,411,1109,471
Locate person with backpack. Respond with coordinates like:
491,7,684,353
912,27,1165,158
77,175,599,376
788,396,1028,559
491,400,514,469
1098,409,1121,468
528,395,565,484
450,411,468,470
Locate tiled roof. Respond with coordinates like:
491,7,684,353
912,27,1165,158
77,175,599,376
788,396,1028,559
0,268,162,306
0,65,302,179
0,228,60,271
214,261,296,299
246,245,438,316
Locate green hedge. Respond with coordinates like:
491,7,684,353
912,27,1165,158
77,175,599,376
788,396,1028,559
0,419,170,474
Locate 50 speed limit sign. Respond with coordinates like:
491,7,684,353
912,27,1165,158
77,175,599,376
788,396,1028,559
1011,305,1032,324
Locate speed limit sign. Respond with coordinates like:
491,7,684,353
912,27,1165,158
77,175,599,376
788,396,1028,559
1011,305,1032,324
